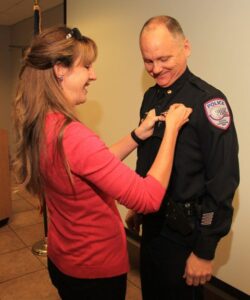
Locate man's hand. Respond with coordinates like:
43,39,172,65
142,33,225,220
125,210,142,234
183,252,213,286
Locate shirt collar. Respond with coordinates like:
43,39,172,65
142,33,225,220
156,67,190,95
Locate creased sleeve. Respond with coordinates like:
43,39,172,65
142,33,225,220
193,96,239,259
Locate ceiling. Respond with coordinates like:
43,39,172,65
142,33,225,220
0,0,63,26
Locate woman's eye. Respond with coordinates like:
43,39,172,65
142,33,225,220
84,63,93,70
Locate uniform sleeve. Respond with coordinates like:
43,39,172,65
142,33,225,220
193,96,239,259
62,122,165,214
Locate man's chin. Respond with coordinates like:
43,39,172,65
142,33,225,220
156,80,170,87
157,76,178,87
155,75,171,87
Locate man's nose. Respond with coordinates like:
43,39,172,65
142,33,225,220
152,62,162,74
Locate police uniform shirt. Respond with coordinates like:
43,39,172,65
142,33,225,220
136,68,239,260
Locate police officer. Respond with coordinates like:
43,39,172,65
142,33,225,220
126,15,239,300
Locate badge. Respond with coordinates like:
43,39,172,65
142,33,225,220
204,98,231,130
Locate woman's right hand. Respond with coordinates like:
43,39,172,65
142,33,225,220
165,103,192,132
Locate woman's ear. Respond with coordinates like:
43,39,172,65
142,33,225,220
53,63,67,81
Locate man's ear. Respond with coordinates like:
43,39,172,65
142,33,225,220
184,38,191,58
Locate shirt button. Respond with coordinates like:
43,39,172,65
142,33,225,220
166,89,172,95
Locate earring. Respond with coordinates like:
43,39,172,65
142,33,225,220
57,75,64,82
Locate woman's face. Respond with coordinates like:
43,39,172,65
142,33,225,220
55,58,97,106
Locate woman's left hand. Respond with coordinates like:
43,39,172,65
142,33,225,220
134,109,165,140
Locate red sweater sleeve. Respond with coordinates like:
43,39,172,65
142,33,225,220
63,122,165,214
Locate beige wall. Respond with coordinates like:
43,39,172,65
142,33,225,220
67,0,250,295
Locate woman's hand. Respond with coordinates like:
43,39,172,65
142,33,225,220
165,103,192,132
134,104,192,141
134,109,165,140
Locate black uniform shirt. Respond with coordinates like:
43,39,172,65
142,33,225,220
136,68,239,259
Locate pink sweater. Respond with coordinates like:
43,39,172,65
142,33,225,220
40,113,165,279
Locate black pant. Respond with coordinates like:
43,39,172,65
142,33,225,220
140,217,203,300
48,258,127,300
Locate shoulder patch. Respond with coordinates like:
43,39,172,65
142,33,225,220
204,98,231,130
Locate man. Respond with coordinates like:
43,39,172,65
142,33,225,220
126,15,239,300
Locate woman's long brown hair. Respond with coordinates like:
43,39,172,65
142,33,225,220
12,26,97,202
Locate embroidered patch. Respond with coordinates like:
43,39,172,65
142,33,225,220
204,98,231,130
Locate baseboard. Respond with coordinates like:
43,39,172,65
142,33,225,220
0,218,9,227
125,228,249,300
208,277,249,300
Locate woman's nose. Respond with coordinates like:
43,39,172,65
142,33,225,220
89,67,97,81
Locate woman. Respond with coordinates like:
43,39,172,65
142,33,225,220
12,26,192,300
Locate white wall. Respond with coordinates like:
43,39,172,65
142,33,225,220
67,0,250,294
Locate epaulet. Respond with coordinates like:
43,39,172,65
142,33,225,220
188,74,221,96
